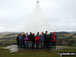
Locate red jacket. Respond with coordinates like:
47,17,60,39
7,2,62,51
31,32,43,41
51,35,56,42
35,36,40,44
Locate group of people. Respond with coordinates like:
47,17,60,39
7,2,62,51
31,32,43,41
16,31,57,49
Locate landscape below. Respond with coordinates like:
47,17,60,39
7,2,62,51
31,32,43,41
0,32,76,46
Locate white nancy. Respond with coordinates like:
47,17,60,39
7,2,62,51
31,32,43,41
25,1,50,33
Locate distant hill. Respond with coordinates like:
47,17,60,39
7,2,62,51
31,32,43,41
0,32,76,46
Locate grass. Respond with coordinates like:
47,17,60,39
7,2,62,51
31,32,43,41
0,46,76,57
0,48,59,57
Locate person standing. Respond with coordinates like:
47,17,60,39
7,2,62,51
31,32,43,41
35,33,40,49
49,32,52,48
22,33,26,48
17,33,23,48
44,31,50,48
40,32,45,48
31,33,35,49
16,34,20,47
24,33,29,48
51,32,57,49
29,32,33,48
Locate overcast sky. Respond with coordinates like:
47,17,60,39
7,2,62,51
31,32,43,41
0,0,76,32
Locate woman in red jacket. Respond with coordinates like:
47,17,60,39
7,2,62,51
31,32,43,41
35,34,40,49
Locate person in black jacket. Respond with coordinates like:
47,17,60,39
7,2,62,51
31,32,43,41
29,32,35,48
44,31,50,48
16,34,20,47
32,33,35,49
17,33,23,48
49,32,52,48
22,33,26,48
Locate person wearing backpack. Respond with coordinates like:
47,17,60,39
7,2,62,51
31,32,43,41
18,33,23,48
24,33,29,48
35,33,40,49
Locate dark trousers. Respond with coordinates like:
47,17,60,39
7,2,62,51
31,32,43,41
36,43,39,49
19,42,22,48
51,42,56,49
32,42,35,48
44,42,50,48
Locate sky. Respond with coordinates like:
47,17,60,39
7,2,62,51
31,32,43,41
0,0,76,32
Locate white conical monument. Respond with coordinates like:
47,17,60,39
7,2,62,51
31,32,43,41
25,0,50,33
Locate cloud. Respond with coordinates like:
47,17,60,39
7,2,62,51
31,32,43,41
0,0,76,32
